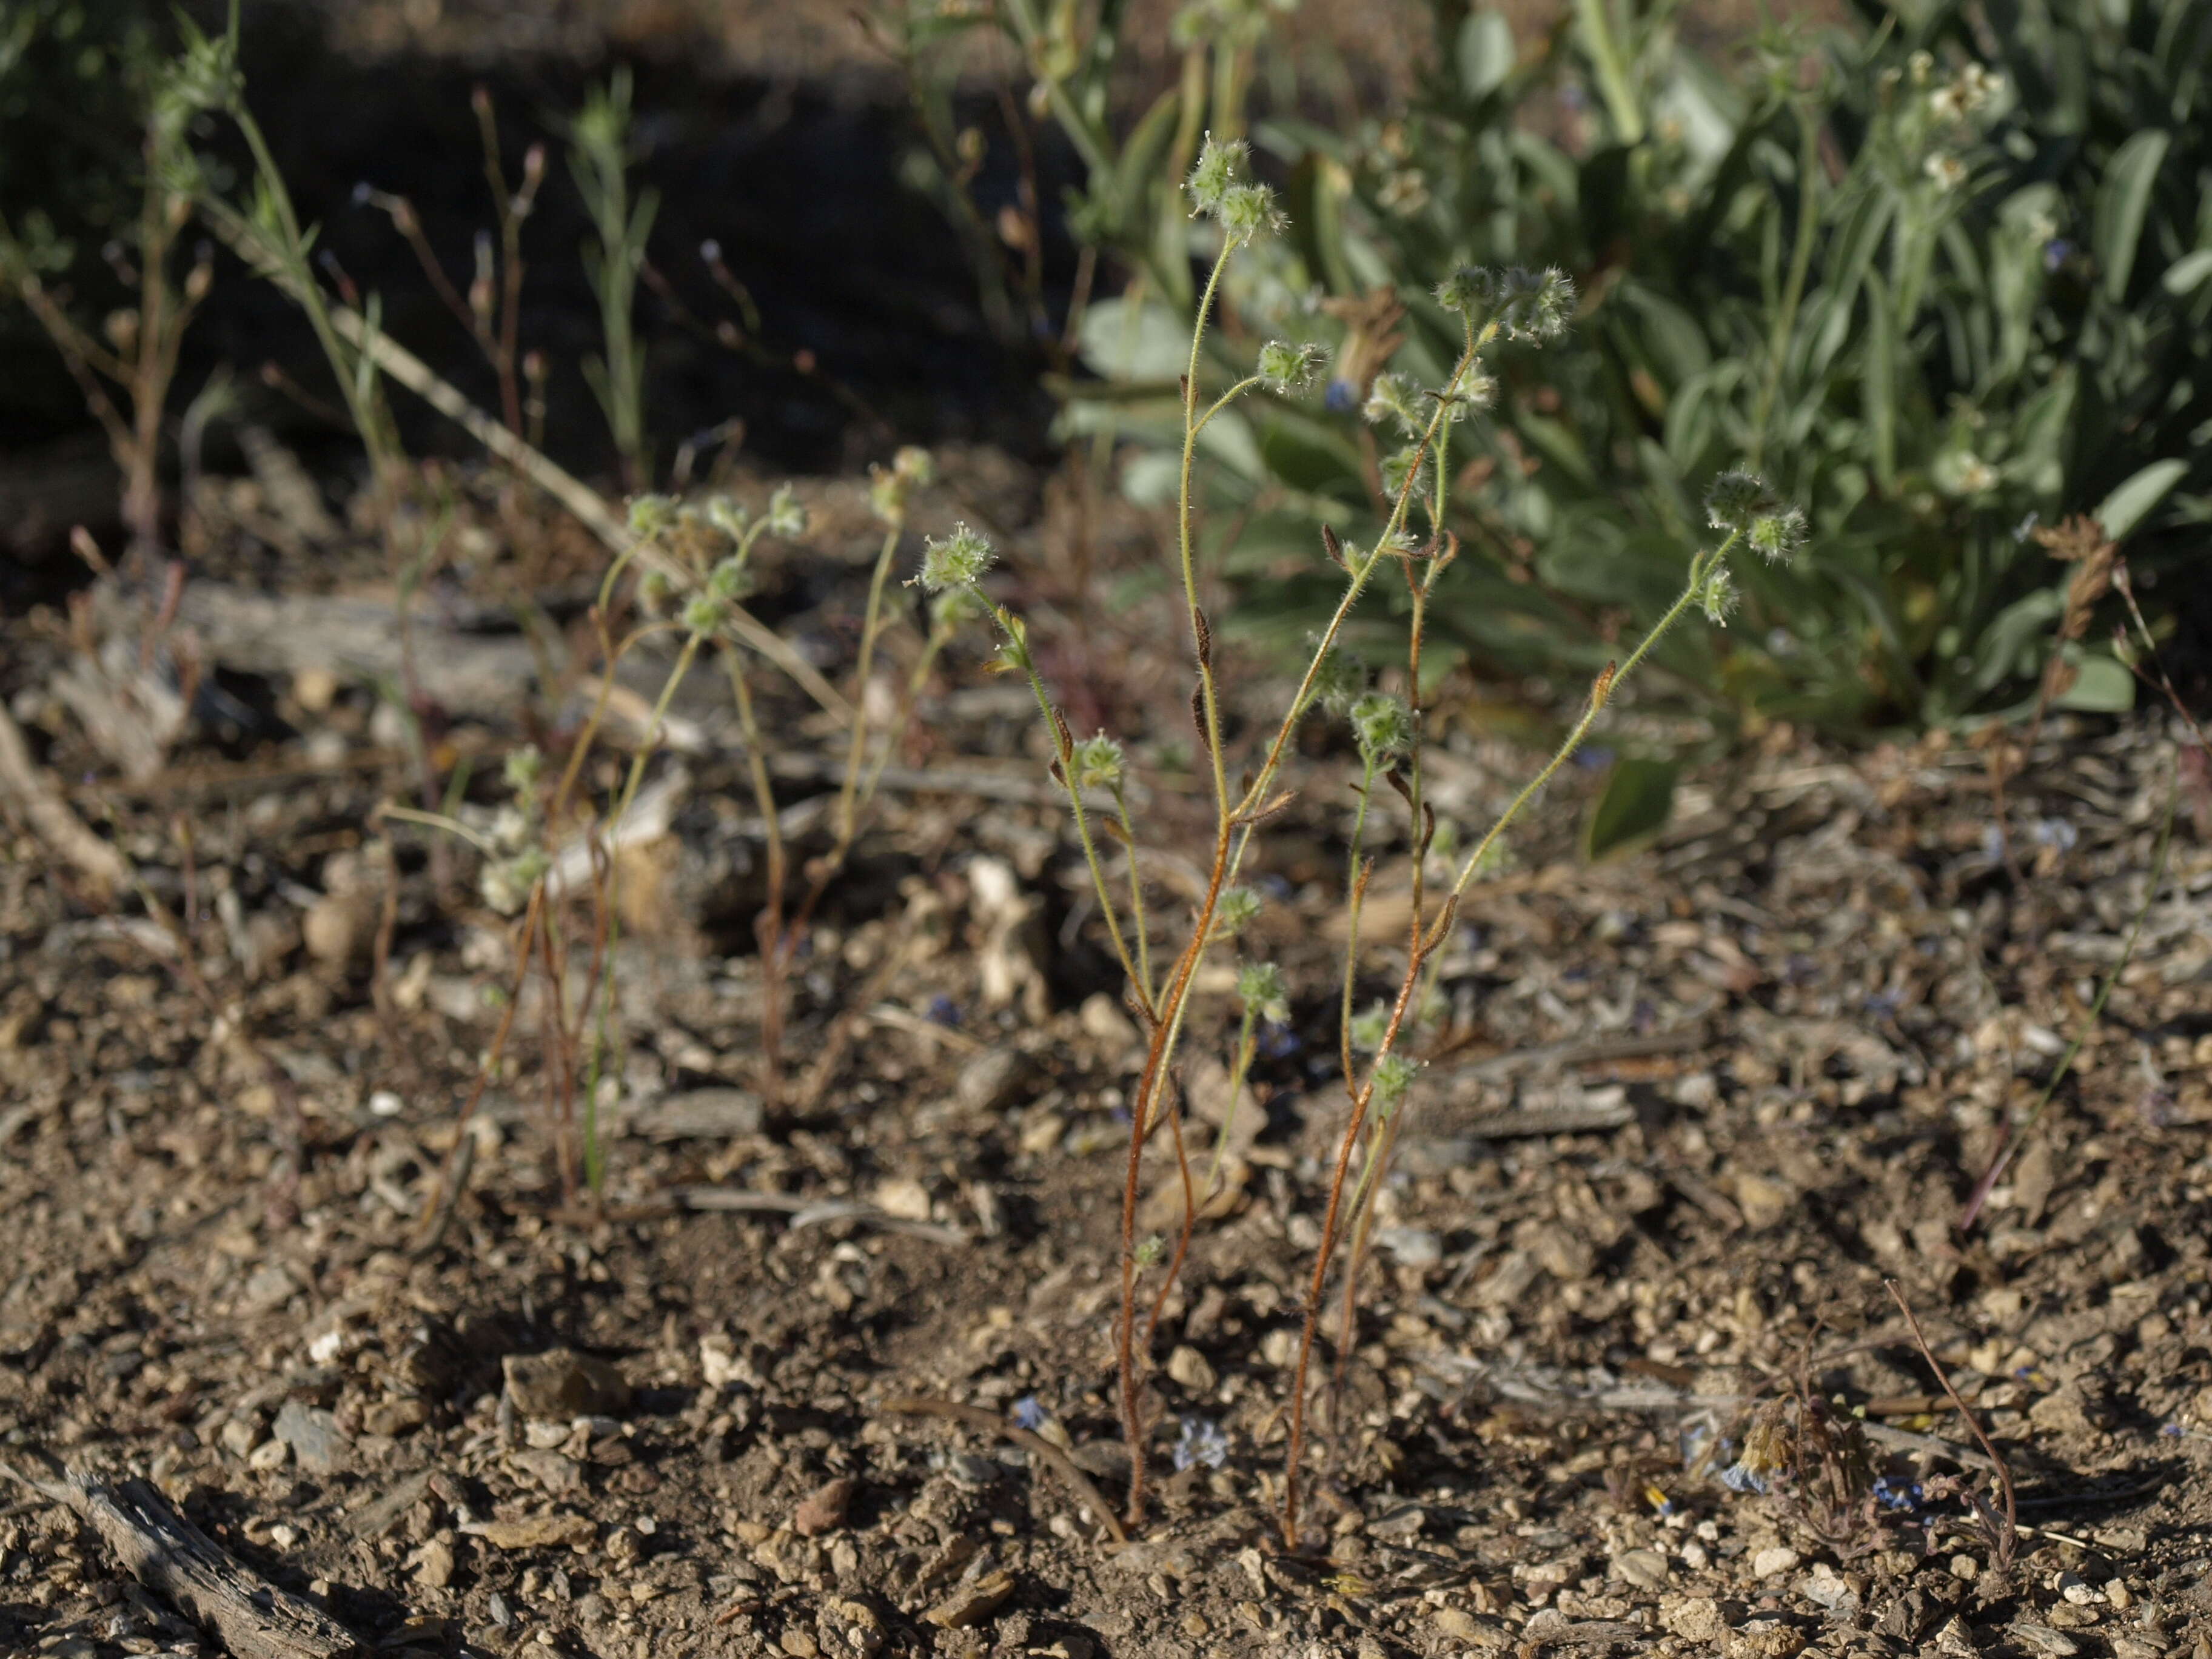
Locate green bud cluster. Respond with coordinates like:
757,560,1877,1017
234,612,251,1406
1362,371,1424,434
1237,961,1290,1024
1187,133,1283,247
1349,999,1390,1053
1310,637,1367,717
871,445,936,526
1704,469,1809,565
764,483,807,538
682,593,728,637
1257,338,1324,392
480,846,551,917
626,492,678,537
1071,732,1125,789
1372,1051,1421,1104
1379,444,1432,501
1350,692,1415,762
501,743,543,795
1216,886,1264,933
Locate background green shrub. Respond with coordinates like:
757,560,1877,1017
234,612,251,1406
953,0,2209,742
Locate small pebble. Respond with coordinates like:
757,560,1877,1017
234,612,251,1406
1612,1547,1668,1589
1751,1544,1800,1578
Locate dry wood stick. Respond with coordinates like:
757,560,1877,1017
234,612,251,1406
0,1452,361,1659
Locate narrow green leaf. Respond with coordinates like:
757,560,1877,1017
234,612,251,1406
2093,130,2170,301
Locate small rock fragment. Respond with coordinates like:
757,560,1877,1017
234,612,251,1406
870,1178,933,1223
303,889,377,970
1165,1346,1216,1393
955,1047,1027,1115
1612,1547,1669,1589
362,1396,428,1437
1078,993,1139,1053
509,1448,583,1495
273,1399,350,1473
1751,1544,1801,1578
1662,1595,1726,1643
793,1475,857,1538
411,1536,456,1589
1732,1173,1795,1232
502,1347,631,1419
471,1512,597,1550
923,1568,1016,1629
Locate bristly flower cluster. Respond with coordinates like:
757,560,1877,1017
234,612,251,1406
1350,692,1415,762
1257,338,1325,391
1704,469,1809,565
1435,263,1577,341
915,522,996,592
1237,961,1289,1024
1372,1051,1421,1104
1187,132,1284,247
1071,732,1125,789
1216,885,1264,933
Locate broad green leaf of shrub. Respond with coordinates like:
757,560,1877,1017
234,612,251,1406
2055,650,2135,713
1457,12,1517,101
2096,458,2187,540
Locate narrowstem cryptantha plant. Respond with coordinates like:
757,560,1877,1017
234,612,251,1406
919,135,1810,1543
385,459,953,1193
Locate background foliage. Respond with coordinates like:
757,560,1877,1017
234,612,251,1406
905,0,2210,742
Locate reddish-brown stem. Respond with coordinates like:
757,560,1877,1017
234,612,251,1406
1143,1075,1197,1349
1115,818,1235,1523
1282,935,1432,1547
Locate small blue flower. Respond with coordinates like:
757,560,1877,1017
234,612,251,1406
1871,1476,1925,1512
1324,379,1358,413
1010,1396,1048,1432
1719,1461,1769,1495
1574,745,1615,772
1259,1021,1302,1060
2161,1421,2184,1438
2043,238,2072,271
925,994,962,1028
1174,1416,1229,1472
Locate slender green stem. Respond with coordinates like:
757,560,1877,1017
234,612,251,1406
834,523,904,847
1179,240,1238,823
1192,375,1263,436
1010,649,1153,1017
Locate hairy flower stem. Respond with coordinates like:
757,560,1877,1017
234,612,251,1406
1108,329,1490,1525
1281,543,1725,1550
1179,240,1238,822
